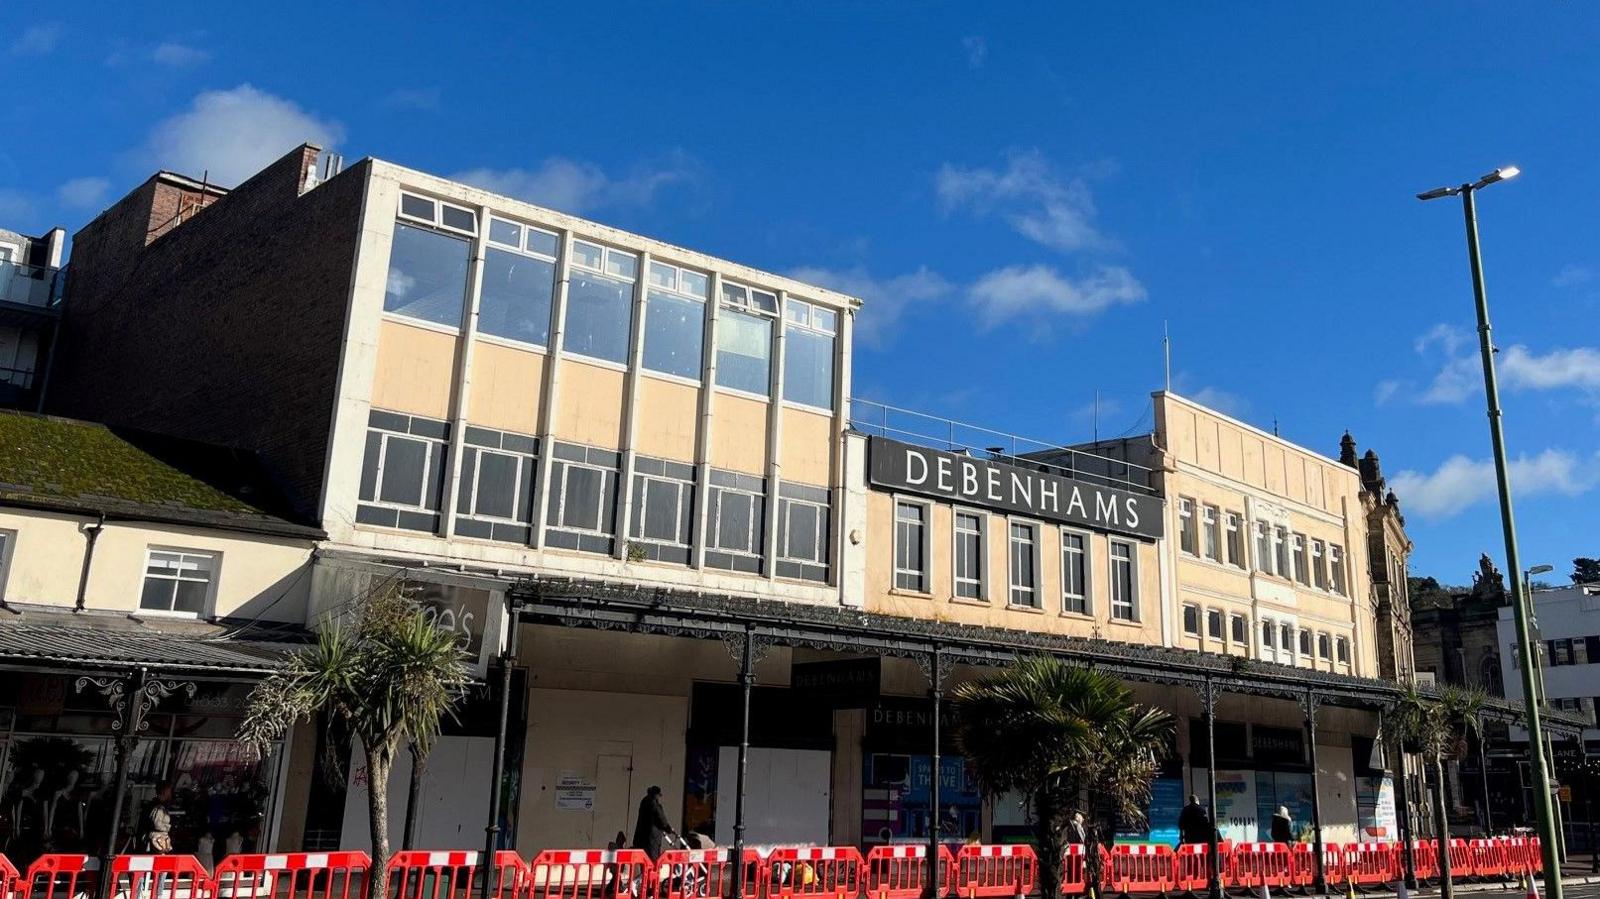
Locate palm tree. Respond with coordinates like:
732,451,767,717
952,656,1173,898
237,580,471,872
1391,684,1483,899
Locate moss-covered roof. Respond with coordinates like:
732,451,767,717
0,410,321,538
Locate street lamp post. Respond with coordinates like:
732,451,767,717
1418,165,1562,899
1526,566,1569,866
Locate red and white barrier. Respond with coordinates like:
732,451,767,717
1099,845,1171,897
1171,844,1211,894
653,848,764,899
24,855,98,899
214,851,372,899
1228,842,1293,890
112,855,214,899
952,845,1036,899
530,849,653,899
0,854,20,899
764,848,865,899
1345,842,1399,887
863,845,954,899
1060,845,1087,897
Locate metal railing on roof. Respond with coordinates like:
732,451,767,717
0,260,64,309
849,397,1157,494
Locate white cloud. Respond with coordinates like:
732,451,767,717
57,177,110,209
1392,450,1600,520
1373,379,1403,406
451,154,695,215
11,23,60,56
1412,323,1600,404
961,36,987,68
382,87,442,111
151,42,210,67
1553,264,1593,288
967,264,1144,326
1188,386,1250,418
936,151,1109,253
0,190,33,222
786,265,951,347
139,85,342,187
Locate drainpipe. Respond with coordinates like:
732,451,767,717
74,513,105,612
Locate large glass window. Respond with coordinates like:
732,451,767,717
894,501,928,592
778,498,828,565
1206,608,1224,640
1330,545,1347,595
358,412,449,533
1185,603,1202,636
1299,629,1313,657
716,308,773,395
642,262,708,379
1292,533,1309,586
1178,498,1196,555
1009,522,1038,608
384,223,471,328
1062,530,1088,614
1110,540,1137,621
1202,505,1220,561
553,464,611,532
479,220,559,346
1225,512,1245,568
710,487,764,557
562,240,637,364
1255,521,1272,574
783,299,837,410
140,549,216,615
1311,539,1327,590
631,475,694,546
1273,526,1290,576
1230,614,1247,645
953,511,985,600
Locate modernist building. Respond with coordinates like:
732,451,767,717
26,144,1577,864
0,225,66,410
0,409,320,867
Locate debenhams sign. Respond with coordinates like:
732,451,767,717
868,436,1163,541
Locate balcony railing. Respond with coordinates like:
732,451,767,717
849,397,1157,494
0,261,64,309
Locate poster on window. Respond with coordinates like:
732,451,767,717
1356,775,1397,840
1120,776,1184,845
1254,772,1315,842
862,754,981,844
1212,770,1259,842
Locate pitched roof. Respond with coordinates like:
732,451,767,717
0,410,322,539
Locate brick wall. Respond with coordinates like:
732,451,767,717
48,146,368,523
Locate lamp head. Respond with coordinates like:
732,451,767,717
1476,166,1521,187
1529,564,1554,577
1416,185,1460,201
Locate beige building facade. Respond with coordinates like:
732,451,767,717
36,146,1421,859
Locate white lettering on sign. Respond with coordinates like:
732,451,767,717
867,436,1163,540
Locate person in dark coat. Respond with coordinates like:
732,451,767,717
1066,811,1087,845
631,786,676,861
1270,806,1293,844
1178,795,1212,844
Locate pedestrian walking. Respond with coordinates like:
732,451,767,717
632,785,677,862
1270,806,1293,844
1067,811,1088,845
137,781,175,854
1179,795,1212,845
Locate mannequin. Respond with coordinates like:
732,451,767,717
9,768,47,861
50,769,89,851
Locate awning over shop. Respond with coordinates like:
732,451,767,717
0,608,307,676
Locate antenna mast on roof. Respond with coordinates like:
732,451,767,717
1163,321,1172,393
1093,389,1100,444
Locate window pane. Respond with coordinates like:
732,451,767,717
400,194,435,221
563,271,634,363
140,578,172,611
526,229,559,258
573,241,603,270
561,466,604,530
642,479,683,542
440,205,477,233
489,219,522,247
475,452,520,519
642,291,705,379
173,579,208,614
605,250,638,280
783,328,835,410
813,307,837,333
385,223,470,328
479,248,555,346
718,491,754,553
787,502,820,562
715,309,772,395
649,262,676,290
681,270,709,297
359,432,382,501
751,289,778,314
379,436,428,506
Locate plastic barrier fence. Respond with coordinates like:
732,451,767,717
952,845,1036,899
112,855,214,899
1345,843,1398,887
1,855,18,899
1468,839,1508,881
764,848,864,899
1227,843,1293,890
1099,845,1170,897
1446,840,1473,879
1171,844,1210,894
1059,846,1086,897
24,855,98,899
530,850,653,899
863,846,954,899
653,848,764,899
214,852,373,899
1529,837,1545,874
1409,841,1439,884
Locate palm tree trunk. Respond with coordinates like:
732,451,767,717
403,742,425,850
1034,790,1064,899
367,743,394,876
1432,754,1453,899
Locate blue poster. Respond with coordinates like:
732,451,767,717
1254,772,1314,842
863,753,982,844
1145,777,1184,845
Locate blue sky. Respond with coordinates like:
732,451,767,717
3,3,1599,584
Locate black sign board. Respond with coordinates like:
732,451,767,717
791,657,881,708
1253,726,1306,766
867,696,961,754
867,436,1163,541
